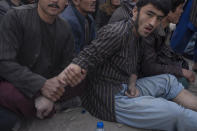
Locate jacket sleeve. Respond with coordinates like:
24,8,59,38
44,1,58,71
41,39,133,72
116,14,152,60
72,23,123,70
141,34,183,77
0,10,46,98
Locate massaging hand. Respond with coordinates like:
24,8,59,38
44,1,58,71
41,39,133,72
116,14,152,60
41,77,65,102
57,63,87,87
35,96,54,119
182,69,195,83
125,83,140,98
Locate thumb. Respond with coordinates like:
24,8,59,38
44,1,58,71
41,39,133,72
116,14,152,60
130,88,136,96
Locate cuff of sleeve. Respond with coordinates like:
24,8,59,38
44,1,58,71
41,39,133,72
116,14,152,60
26,76,47,99
72,57,88,70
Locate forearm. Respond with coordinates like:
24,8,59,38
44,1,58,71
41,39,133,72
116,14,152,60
72,26,122,70
142,63,183,77
129,74,137,86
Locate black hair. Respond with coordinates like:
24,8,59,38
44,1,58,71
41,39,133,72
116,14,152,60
171,0,185,12
136,0,172,16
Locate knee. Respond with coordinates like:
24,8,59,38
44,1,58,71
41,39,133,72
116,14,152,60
0,82,35,117
0,82,25,105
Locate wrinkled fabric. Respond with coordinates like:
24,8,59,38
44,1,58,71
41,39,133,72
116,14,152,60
109,0,135,23
141,26,188,78
0,5,75,98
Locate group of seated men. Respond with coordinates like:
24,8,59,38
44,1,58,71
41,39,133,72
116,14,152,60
1,0,197,131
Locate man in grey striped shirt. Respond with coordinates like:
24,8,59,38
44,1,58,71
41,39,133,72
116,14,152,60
58,0,197,130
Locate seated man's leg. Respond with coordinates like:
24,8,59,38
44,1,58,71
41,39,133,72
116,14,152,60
0,106,20,131
136,74,184,100
0,81,36,118
137,74,197,112
173,89,197,112
115,85,197,131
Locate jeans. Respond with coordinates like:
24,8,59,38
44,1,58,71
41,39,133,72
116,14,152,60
115,74,197,131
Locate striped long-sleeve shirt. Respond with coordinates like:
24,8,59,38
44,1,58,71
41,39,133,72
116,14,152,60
72,19,142,121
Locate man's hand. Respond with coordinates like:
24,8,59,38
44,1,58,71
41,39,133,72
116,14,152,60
182,69,195,83
41,77,65,102
125,83,140,97
35,96,54,119
125,74,139,97
57,63,87,87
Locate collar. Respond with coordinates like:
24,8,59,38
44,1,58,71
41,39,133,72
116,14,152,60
156,24,166,37
71,5,93,25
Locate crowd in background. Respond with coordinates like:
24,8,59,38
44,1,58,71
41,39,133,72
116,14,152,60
0,0,197,131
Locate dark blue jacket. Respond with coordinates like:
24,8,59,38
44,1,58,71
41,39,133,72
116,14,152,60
170,0,197,53
60,5,96,53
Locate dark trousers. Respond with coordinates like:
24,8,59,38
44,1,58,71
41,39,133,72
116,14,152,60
0,106,20,131
0,81,85,130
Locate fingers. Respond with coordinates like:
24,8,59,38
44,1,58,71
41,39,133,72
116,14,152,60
125,87,139,98
36,109,44,119
64,67,85,87
43,103,53,117
42,89,62,102
130,87,136,96
58,64,87,87
188,73,195,83
57,72,67,85
64,68,81,87
35,96,54,119
41,78,65,102
125,90,136,98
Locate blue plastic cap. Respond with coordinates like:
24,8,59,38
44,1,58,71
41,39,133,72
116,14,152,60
97,122,104,128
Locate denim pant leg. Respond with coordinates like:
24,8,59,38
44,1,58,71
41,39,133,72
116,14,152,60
136,74,184,100
115,74,197,131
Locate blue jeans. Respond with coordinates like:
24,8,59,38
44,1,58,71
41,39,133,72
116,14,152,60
115,74,197,131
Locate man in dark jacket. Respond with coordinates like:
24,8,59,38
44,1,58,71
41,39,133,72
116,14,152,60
108,0,136,23
60,0,96,53
0,0,76,130
0,0,21,23
141,0,195,88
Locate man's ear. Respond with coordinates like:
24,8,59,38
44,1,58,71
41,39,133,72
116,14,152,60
132,6,138,21
72,0,80,6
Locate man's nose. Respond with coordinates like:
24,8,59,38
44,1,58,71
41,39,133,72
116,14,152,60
149,16,158,27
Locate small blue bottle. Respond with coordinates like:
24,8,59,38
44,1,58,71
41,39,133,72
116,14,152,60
96,122,104,131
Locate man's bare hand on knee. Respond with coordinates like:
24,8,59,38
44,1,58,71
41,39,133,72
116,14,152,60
41,77,65,102
125,84,140,98
35,96,54,119
182,69,195,83
57,63,87,87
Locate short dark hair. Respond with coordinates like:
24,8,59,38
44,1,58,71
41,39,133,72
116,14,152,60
136,0,172,16
171,0,185,12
